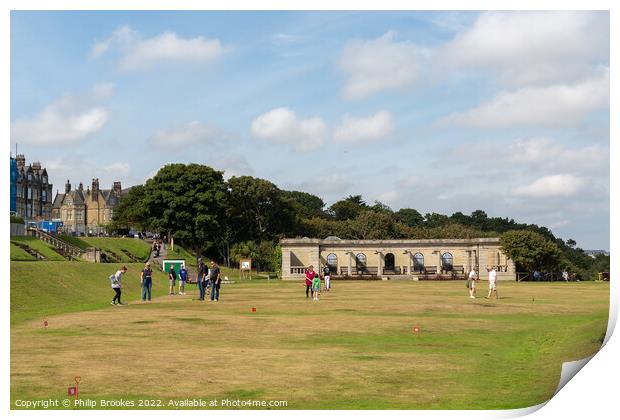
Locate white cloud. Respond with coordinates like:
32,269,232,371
377,190,399,204
251,107,327,152
333,111,394,144
438,11,609,86
92,82,115,98
300,174,353,196
339,31,426,100
11,89,109,145
149,121,232,149
91,25,227,71
103,162,131,177
511,174,586,198
506,138,608,173
440,70,609,127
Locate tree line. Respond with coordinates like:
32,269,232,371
110,163,609,279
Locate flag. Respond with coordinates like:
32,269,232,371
68,387,77,396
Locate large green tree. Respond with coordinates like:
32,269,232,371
500,230,563,272
109,185,147,231
141,164,229,254
328,195,368,220
228,176,296,242
281,190,326,219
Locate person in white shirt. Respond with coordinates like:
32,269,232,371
467,269,477,299
487,266,498,299
111,266,127,305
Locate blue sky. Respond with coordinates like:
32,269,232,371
10,11,610,249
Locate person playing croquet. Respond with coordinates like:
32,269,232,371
467,268,477,299
141,262,153,302
487,266,499,299
110,266,127,305
312,273,321,301
168,264,177,295
304,265,315,299
178,264,188,295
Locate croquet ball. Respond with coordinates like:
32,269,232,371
251,307,257,312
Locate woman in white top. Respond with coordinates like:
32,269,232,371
111,266,128,305
467,269,477,299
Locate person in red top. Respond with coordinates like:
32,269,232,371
304,265,315,299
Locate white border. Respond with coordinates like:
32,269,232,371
2,1,616,420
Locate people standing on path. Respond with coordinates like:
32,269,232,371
197,259,207,301
312,273,321,301
323,265,331,291
110,266,127,305
487,266,498,299
209,261,221,302
178,264,188,295
168,265,177,295
467,268,477,299
141,262,153,302
304,265,315,299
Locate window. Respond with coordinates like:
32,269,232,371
441,252,453,271
27,188,32,199
355,253,367,269
413,252,424,271
326,253,338,271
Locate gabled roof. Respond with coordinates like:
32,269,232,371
52,193,65,209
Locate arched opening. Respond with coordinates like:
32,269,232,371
326,253,338,273
384,253,395,271
355,253,367,273
413,252,424,272
441,252,453,271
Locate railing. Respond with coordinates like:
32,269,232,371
290,266,306,274
30,228,83,259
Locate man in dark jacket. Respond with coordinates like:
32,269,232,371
197,259,207,301
209,261,221,302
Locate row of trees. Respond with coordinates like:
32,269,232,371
110,163,608,278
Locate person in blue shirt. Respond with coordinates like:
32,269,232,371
178,264,188,295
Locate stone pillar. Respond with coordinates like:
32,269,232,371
308,245,320,272
378,252,383,275
282,249,291,278
347,252,352,276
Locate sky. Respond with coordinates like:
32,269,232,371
9,11,610,250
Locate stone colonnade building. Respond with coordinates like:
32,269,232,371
281,237,516,281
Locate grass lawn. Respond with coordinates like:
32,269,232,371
11,237,67,261
10,242,37,261
10,265,609,410
78,237,152,262
166,245,198,265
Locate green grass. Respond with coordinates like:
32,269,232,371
57,235,91,250
11,237,67,261
78,237,152,262
10,262,170,324
10,269,609,410
165,245,197,265
10,243,37,261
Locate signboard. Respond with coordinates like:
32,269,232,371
239,258,252,280
162,260,185,274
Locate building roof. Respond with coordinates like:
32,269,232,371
52,193,65,209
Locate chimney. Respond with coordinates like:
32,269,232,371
16,154,25,168
32,161,41,171
113,181,122,197
92,178,99,201
65,180,71,194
